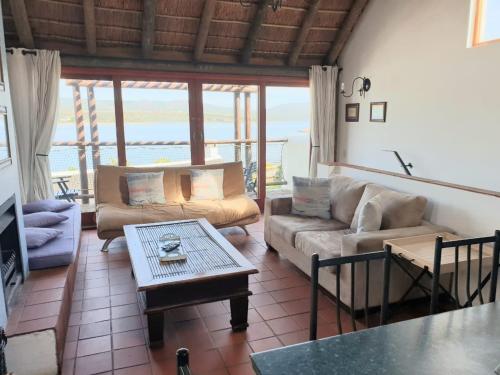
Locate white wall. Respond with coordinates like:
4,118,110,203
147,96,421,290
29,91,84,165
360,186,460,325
334,0,500,237
337,0,500,192
0,5,28,327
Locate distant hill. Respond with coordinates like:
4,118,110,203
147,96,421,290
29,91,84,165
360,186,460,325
58,98,309,124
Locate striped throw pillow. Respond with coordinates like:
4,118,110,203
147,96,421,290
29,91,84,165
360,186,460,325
190,169,224,200
291,176,331,219
126,172,166,206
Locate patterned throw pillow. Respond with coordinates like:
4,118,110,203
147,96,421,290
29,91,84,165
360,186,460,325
291,176,331,219
126,172,166,206
190,169,224,200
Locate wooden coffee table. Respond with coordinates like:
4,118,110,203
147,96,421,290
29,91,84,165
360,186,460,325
123,218,258,347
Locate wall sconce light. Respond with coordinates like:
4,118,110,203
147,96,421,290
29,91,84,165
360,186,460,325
340,77,371,98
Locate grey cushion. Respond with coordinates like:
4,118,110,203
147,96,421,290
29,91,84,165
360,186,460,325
25,228,62,249
28,204,81,270
268,214,348,247
23,212,68,228
291,177,331,219
23,199,74,214
330,175,367,225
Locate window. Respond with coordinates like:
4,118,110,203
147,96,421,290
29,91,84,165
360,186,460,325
266,87,310,195
472,0,500,46
51,80,118,212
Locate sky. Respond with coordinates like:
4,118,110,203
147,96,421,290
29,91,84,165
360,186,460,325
59,81,310,109
483,0,500,40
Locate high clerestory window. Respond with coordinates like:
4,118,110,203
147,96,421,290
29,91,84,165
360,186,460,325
472,0,500,46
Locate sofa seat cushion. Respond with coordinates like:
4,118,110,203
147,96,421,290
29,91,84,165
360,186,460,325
182,195,260,227
268,214,348,247
28,204,81,270
295,230,351,260
97,202,184,235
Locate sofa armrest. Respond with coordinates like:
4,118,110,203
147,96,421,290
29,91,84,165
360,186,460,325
341,224,452,256
264,196,292,218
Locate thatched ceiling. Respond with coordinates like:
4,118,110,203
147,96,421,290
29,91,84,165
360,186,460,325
2,0,368,72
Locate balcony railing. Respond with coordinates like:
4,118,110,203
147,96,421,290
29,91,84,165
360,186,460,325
50,139,289,211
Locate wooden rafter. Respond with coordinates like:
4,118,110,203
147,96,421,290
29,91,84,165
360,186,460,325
8,0,34,48
288,0,322,66
241,0,270,64
194,0,217,62
324,0,370,65
83,0,97,55
142,0,157,58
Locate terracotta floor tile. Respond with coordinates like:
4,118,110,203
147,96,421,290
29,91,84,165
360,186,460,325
69,312,82,326
243,322,274,342
249,293,276,308
64,341,78,359
280,298,311,315
76,335,111,357
111,303,140,319
66,325,80,342
110,283,136,296
79,320,111,340
210,329,247,348
270,286,310,303
174,318,207,337
111,293,138,307
74,351,112,375
150,357,177,375
250,270,276,282
112,315,143,333
83,286,110,300
19,301,61,321
169,306,200,322
114,364,152,375
84,270,109,280
254,304,288,321
80,307,110,324
261,276,307,292
176,331,216,353
113,329,146,349
249,282,267,295
25,288,64,305
277,329,310,346
249,336,283,353
81,297,111,311
203,313,232,332
14,316,58,335
85,262,108,272
197,301,228,317
113,345,149,369
189,349,225,373
247,309,263,323
61,358,75,375
218,343,253,367
227,363,255,375
266,316,301,336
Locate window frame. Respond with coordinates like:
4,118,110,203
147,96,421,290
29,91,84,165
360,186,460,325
472,0,500,47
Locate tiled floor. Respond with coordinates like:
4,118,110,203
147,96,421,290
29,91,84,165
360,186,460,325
62,220,362,375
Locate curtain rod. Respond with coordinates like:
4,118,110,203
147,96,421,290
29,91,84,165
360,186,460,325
5,48,37,55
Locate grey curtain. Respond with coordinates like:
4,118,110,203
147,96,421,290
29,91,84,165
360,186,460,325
7,49,61,202
309,65,338,177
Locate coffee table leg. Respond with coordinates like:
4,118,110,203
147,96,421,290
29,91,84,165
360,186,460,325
147,312,164,347
230,296,249,332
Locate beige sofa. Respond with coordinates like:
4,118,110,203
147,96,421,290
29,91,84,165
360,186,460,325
95,162,260,251
264,175,448,310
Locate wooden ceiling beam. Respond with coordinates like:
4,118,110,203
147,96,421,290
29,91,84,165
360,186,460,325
194,0,217,62
83,0,97,55
324,0,369,65
288,0,321,66
8,0,34,48
240,0,270,64
142,0,157,58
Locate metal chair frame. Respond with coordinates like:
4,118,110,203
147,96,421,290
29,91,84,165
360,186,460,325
430,230,500,314
309,246,392,341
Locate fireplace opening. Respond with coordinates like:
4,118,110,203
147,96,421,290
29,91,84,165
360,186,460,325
0,196,23,311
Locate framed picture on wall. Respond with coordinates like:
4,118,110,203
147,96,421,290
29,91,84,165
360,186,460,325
370,102,387,122
345,103,359,122
0,106,11,168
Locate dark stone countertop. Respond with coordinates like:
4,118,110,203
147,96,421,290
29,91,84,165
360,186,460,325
251,302,500,375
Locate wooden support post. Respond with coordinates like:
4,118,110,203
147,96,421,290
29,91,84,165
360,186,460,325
113,79,127,166
257,84,267,210
244,92,252,169
86,86,101,169
234,92,242,162
8,0,34,48
241,0,270,64
188,81,205,165
71,85,90,204
83,0,97,55
142,0,157,58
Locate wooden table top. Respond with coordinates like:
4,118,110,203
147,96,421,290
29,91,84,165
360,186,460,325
124,218,258,291
384,232,494,274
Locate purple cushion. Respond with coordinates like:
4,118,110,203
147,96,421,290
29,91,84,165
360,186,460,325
23,199,74,214
23,212,68,228
25,227,62,249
